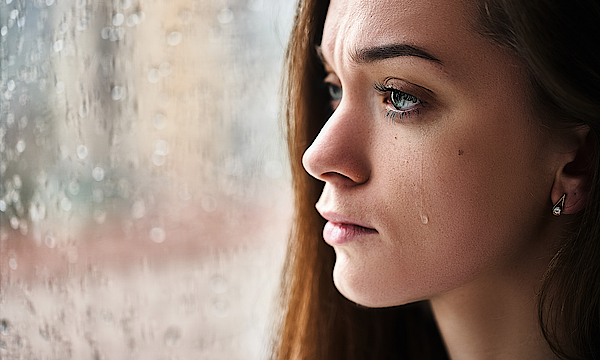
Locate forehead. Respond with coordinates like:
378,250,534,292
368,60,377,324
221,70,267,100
321,0,477,67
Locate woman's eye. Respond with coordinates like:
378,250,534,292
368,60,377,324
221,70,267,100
390,90,420,111
327,83,343,102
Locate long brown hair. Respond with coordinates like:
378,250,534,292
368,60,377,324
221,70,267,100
273,0,600,359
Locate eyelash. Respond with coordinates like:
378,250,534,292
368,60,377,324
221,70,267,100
373,81,423,124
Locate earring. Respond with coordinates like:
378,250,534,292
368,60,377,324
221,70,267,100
552,194,566,216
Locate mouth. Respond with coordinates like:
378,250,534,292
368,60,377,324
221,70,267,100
319,212,378,245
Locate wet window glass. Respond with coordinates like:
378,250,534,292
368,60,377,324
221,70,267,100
0,0,293,358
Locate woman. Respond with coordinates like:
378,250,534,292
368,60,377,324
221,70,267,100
274,0,600,359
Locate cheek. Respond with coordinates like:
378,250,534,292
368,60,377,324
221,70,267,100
333,119,553,307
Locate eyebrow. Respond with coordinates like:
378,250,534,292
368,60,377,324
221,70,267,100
351,44,442,65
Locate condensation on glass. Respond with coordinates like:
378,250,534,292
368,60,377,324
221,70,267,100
0,0,293,358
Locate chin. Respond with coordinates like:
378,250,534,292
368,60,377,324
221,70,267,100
332,258,423,308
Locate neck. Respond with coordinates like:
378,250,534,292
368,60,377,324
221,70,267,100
429,235,561,360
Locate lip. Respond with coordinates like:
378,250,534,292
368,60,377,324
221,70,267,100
319,212,378,245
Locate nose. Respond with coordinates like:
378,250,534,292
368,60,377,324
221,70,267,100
302,103,372,186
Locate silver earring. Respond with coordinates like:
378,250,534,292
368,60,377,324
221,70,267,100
552,194,566,216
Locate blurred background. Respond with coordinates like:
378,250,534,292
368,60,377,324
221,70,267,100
0,0,294,358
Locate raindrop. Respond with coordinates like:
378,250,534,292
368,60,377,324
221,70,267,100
163,326,181,347
13,175,21,188
55,81,65,94
45,233,56,248
153,114,167,130
264,160,283,179
101,27,111,40
147,68,160,84
46,0,55,5
201,195,217,213
131,200,145,219
17,16,25,28
53,39,63,52
136,11,146,23
152,153,165,166
120,0,131,9
0,319,10,335
93,210,106,224
126,15,137,27
114,27,125,41
217,8,234,24
92,166,105,181
8,258,17,270
111,86,125,100
159,62,172,77
1,26,7,37
6,0,12,4
150,227,165,243
179,11,192,24
59,22,69,34
77,145,88,159
7,80,15,91
112,13,124,26
153,139,169,156
0,200,6,212
16,139,26,153
210,276,228,294
10,217,19,229
10,10,18,20
167,31,182,46
61,197,72,211
212,300,229,317
68,180,80,195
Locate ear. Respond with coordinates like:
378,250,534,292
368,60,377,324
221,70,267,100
551,126,593,215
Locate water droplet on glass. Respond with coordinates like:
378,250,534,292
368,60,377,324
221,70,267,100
1,26,7,37
61,197,72,211
53,40,63,52
46,0,55,5
112,13,124,26
7,80,15,91
92,166,105,181
163,326,181,347
77,145,88,159
151,153,165,166
126,15,137,27
93,209,106,224
55,81,65,94
111,86,124,100
6,0,13,4
217,8,234,24
201,195,217,213
10,9,18,20
153,140,169,156
68,180,80,195
45,233,56,248
10,217,19,229
421,215,429,224
210,276,228,294
131,200,145,219
8,258,17,270
120,0,131,9
16,139,25,153
147,68,160,84
17,16,25,28
153,114,167,130
59,22,69,34
13,175,22,189
18,116,27,130
159,62,172,77
101,27,111,40
167,31,182,46
0,200,6,212
179,11,192,24
0,319,10,335
150,227,165,243
79,102,89,118
212,300,229,317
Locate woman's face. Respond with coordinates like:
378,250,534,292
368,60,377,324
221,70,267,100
303,0,562,307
